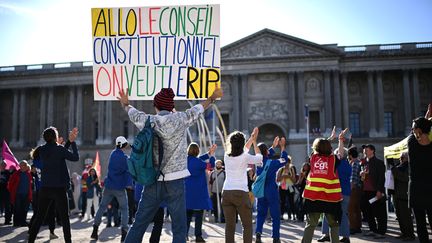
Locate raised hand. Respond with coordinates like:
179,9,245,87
251,127,259,141
339,128,349,141
69,127,79,142
328,126,337,140
210,85,223,100
209,144,217,155
116,89,130,108
272,136,280,148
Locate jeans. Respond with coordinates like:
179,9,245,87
322,195,350,237
125,179,187,243
94,188,129,231
187,210,204,237
28,187,71,243
302,212,339,243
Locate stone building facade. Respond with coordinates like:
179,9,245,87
1,29,432,172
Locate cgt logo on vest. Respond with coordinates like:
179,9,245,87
313,158,328,174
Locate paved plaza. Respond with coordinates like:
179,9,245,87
1,211,426,242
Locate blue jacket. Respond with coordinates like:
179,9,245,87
256,148,288,196
185,154,215,210
338,158,352,196
104,149,133,190
33,141,79,189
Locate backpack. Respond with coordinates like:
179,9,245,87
251,159,272,198
127,117,163,186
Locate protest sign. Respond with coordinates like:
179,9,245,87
91,5,220,100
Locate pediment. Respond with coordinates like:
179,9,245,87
222,29,341,59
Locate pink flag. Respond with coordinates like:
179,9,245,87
2,140,19,170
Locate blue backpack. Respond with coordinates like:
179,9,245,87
127,117,163,186
252,159,272,198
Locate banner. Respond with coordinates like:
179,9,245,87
1,140,19,170
91,5,220,100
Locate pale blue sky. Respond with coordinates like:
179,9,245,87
0,0,431,66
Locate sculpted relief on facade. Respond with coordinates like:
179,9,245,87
249,100,289,122
222,36,321,59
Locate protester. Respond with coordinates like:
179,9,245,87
255,136,288,243
276,154,297,221
209,160,225,223
407,116,432,243
360,144,387,239
71,172,81,214
80,164,92,218
91,136,132,242
185,143,217,242
118,86,223,243
0,161,12,225
8,160,32,227
301,128,348,243
347,147,362,235
222,127,263,243
85,168,101,220
391,152,415,241
28,127,79,243
318,147,352,243
295,161,310,222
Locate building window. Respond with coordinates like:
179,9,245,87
384,112,393,136
309,111,321,135
349,113,360,137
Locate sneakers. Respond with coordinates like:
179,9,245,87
121,229,128,242
50,232,59,240
195,236,206,242
256,232,262,243
317,234,330,242
339,237,350,243
90,225,99,240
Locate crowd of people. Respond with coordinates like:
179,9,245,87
1,87,432,243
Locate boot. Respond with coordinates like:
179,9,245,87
256,232,262,243
273,238,281,243
121,228,128,242
91,225,99,240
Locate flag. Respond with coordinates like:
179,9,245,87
2,140,19,170
93,151,101,179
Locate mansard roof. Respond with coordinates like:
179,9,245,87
221,28,342,61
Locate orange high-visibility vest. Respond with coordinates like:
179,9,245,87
303,154,342,202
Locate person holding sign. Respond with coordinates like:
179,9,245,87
117,86,222,243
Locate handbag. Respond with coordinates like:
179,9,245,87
252,159,272,198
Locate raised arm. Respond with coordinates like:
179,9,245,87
200,86,223,110
337,128,349,159
245,127,258,151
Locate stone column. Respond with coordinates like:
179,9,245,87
76,86,83,144
324,71,333,133
96,102,105,144
376,71,386,137
47,88,54,126
240,74,249,133
367,71,377,137
333,71,342,128
341,72,349,128
297,72,306,134
412,70,420,117
68,87,76,131
105,101,113,144
287,72,297,135
232,75,241,132
11,90,19,145
38,88,47,145
403,70,412,132
18,90,26,147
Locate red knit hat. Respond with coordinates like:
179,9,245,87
153,88,175,111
